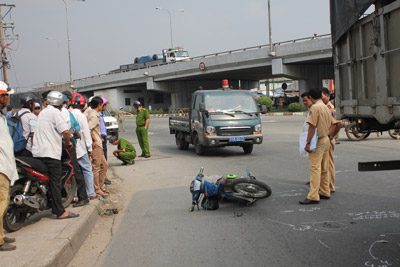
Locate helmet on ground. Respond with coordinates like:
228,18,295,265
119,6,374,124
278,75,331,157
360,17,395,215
20,93,36,108
72,93,86,108
101,97,108,105
0,81,14,95
46,91,64,107
133,101,141,108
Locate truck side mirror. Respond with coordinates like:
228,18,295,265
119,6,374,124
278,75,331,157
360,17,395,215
199,103,206,112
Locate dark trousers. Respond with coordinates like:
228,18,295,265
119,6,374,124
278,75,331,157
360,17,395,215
35,157,65,217
15,149,33,157
102,136,108,160
64,145,88,201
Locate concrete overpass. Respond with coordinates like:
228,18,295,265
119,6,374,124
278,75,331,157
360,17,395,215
75,34,333,111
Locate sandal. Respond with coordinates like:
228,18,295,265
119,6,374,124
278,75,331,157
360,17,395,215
57,211,79,220
97,191,108,197
89,195,99,200
101,188,110,194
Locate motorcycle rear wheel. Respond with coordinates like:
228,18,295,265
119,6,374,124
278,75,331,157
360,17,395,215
62,175,77,208
232,178,272,198
4,184,29,232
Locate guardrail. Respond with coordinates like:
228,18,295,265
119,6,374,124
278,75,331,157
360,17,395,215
75,33,331,83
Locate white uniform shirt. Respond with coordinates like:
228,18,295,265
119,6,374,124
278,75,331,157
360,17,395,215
303,110,310,132
61,106,71,129
32,105,68,160
0,113,18,182
17,108,37,152
71,108,93,159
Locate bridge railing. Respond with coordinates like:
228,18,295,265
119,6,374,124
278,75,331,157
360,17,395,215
75,33,331,83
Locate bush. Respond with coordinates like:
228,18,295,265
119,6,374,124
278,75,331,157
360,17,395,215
257,96,273,112
288,102,301,112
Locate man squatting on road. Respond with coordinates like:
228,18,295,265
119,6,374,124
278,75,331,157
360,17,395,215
110,136,136,165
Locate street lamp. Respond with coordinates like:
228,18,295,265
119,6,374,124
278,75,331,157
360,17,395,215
61,0,84,88
155,7,184,48
267,0,275,56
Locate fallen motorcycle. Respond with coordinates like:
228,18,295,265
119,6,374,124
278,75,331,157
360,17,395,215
189,167,272,211
4,150,77,232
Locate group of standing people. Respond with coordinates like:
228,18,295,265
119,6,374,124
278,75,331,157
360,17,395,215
300,87,342,205
0,82,151,251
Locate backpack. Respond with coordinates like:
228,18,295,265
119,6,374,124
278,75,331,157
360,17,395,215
7,111,30,153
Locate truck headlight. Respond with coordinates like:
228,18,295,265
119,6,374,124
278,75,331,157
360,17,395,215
254,124,262,132
111,121,118,126
206,126,216,134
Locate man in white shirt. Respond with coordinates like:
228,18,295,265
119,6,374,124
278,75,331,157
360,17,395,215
32,91,79,219
61,91,89,206
70,93,97,201
16,93,38,157
0,81,18,251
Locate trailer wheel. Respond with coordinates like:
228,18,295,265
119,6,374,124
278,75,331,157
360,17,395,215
175,133,189,150
388,129,399,140
345,123,370,141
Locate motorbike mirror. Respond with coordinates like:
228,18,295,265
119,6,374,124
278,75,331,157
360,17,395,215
29,119,37,127
246,169,250,177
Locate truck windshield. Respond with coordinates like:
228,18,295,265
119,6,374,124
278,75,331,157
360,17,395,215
205,93,257,113
176,51,189,57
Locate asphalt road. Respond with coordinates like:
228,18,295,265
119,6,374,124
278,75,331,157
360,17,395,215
98,116,400,267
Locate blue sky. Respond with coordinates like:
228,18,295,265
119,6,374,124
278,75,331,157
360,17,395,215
2,0,330,91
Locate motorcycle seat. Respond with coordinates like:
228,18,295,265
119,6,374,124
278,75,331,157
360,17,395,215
16,157,49,175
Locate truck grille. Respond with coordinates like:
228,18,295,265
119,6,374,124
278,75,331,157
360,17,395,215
220,127,251,136
105,122,112,126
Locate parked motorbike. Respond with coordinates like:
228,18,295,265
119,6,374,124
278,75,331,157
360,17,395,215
189,167,272,212
4,150,77,232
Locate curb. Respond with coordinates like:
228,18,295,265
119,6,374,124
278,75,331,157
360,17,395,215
30,204,99,267
125,112,307,118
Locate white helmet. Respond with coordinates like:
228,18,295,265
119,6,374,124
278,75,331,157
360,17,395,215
46,91,64,106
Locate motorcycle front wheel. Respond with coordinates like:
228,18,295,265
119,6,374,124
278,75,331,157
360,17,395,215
232,178,272,198
4,184,29,232
62,175,77,208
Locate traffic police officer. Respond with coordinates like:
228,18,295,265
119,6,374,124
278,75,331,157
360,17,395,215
300,87,342,205
133,101,150,158
321,87,338,193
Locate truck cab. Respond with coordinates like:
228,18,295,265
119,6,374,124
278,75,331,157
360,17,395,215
163,47,190,63
170,86,263,155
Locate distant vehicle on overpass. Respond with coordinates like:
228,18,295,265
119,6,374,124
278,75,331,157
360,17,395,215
117,47,190,72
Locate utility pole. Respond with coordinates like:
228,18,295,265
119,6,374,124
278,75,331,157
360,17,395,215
267,0,275,56
0,4,16,84
0,6,8,84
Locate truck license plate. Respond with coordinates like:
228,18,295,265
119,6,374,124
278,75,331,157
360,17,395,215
229,137,245,142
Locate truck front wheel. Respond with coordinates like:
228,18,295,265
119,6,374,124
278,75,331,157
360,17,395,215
242,144,253,154
175,133,189,150
194,135,205,155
